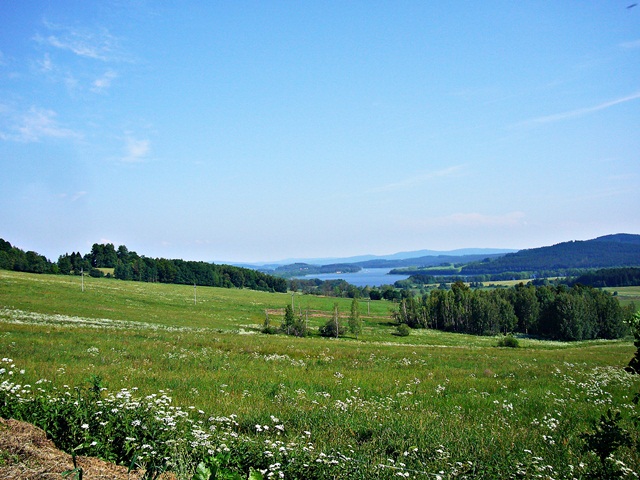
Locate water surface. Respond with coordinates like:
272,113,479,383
294,268,409,287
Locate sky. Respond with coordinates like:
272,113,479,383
1,1,639,263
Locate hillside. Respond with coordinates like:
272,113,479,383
461,233,640,275
353,253,506,269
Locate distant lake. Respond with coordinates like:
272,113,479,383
294,268,410,287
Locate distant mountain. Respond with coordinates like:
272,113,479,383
461,233,640,274
226,248,516,270
352,253,507,269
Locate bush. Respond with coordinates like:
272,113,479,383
497,334,519,348
89,268,104,278
319,320,346,338
395,323,411,337
261,325,278,335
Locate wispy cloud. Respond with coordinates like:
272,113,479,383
92,70,118,92
35,21,121,62
121,136,150,163
30,20,131,97
0,107,81,143
522,91,640,125
371,165,465,193
58,191,88,202
37,53,53,72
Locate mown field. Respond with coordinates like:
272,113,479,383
0,270,638,479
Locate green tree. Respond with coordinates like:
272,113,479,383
552,292,587,341
513,282,539,334
57,255,73,275
348,298,362,340
281,304,295,335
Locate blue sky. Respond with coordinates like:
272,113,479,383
1,1,639,263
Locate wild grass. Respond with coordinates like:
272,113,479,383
1,270,639,478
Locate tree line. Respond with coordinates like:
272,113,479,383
0,239,287,293
570,267,640,288
395,281,633,341
0,239,54,274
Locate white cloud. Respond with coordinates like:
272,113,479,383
0,107,81,143
122,136,150,163
92,70,117,92
522,91,640,125
372,165,465,193
37,53,53,72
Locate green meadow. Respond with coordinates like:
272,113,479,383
1,270,638,479
605,286,640,308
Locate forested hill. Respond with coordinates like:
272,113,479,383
461,234,640,275
0,239,287,293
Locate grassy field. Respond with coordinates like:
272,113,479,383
1,270,639,479
605,286,640,308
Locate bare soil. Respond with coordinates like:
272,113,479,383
0,417,174,480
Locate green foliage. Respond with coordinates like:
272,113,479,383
88,268,104,278
261,311,277,334
397,282,629,341
348,298,362,339
192,452,243,480
626,312,640,374
580,409,633,479
319,303,345,338
497,335,519,348
395,323,410,337
280,304,295,335
62,449,84,480
0,238,56,274
572,267,640,288
279,304,308,337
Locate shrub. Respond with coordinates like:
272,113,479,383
395,323,410,337
497,334,519,348
261,325,278,335
319,320,346,338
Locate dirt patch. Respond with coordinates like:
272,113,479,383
0,417,174,479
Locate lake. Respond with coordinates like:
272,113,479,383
294,268,410,287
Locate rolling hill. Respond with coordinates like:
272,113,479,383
460,233,640,275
